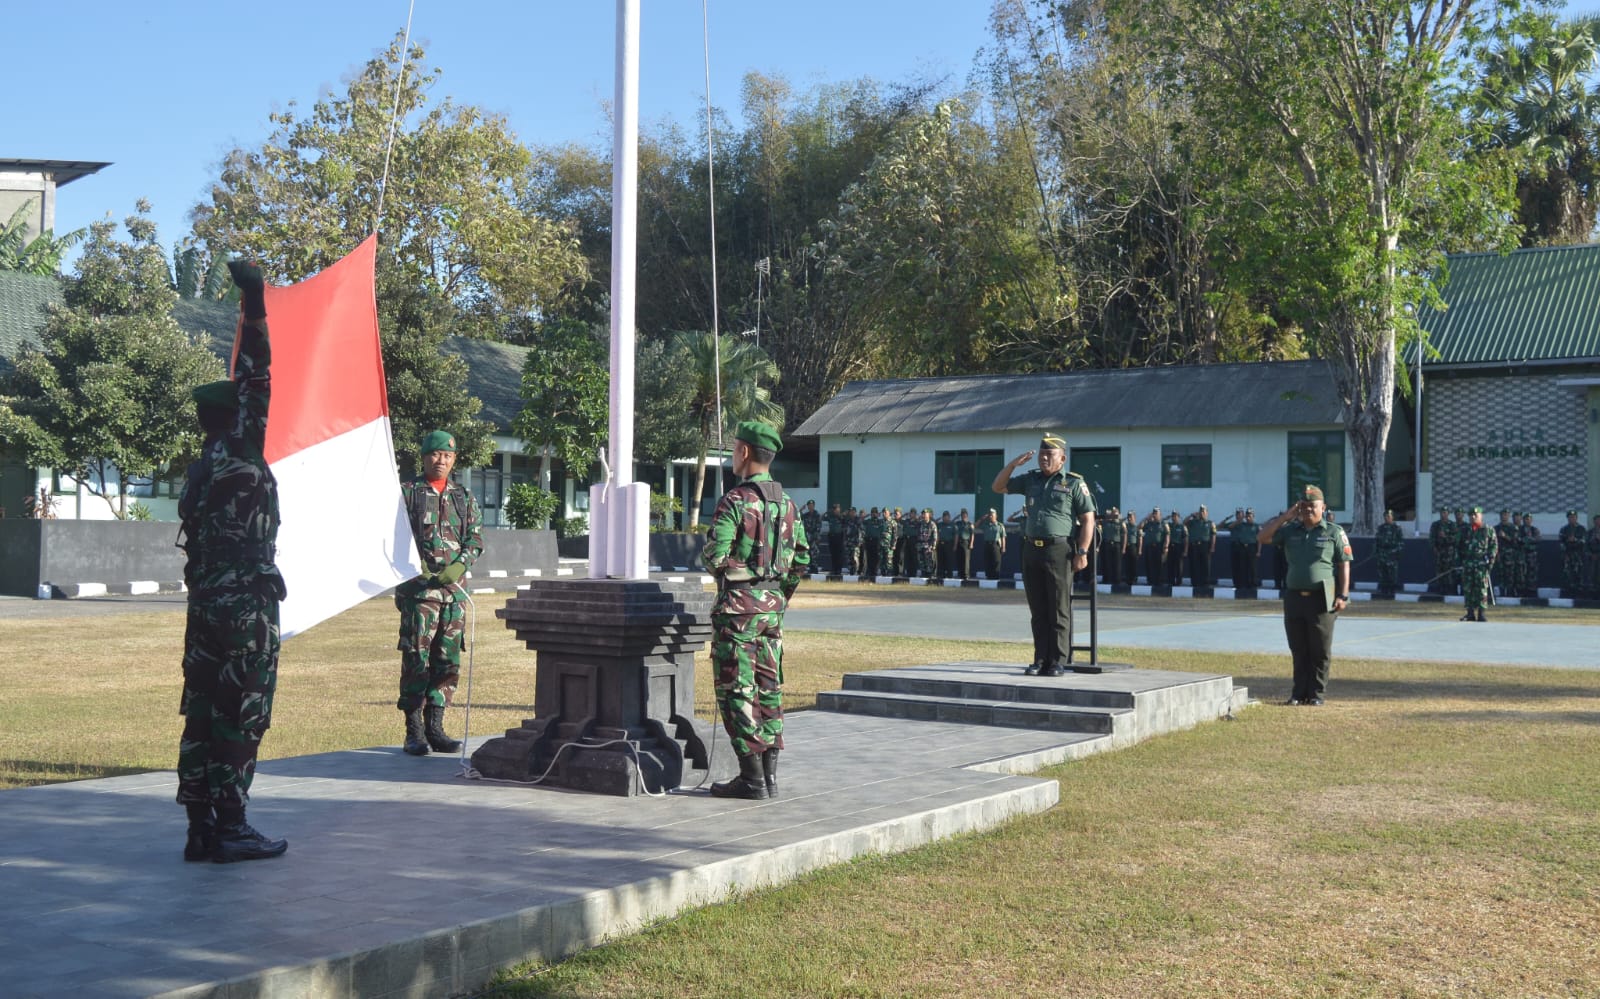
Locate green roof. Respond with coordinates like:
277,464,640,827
0,272,64,367
1417,244,1600,366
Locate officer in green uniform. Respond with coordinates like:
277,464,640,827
1166,511,1188,586
1235,508,1262,588
1494,510,1521,597
899,507,920,577
842,507,863,575
1458,506,1498,621
1219,507,1246,586
994,435,1095,676
1101,506,1124,586
936,511,956,578
1375,509,1404,596
1259,485,1351,705
863,507,885,578
702,420,809,799
954,509,976,580
1124,511,1141,583
1186,506,1216,586
1558,511,1587,597
979,508,1006,579
1141,509,1168,586
1519,512,1542,596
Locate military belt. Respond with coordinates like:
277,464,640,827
1026,535,1070,547
191,542,277,567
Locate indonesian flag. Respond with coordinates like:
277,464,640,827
257,236,420,637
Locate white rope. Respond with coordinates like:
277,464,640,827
374,0,417,235
703,0,723,448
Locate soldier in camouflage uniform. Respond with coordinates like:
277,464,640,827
1519,512,1542,596
884,507,902,576
799,501,821,569
702,420,809,800
1429,508,1456,595
396,430,484,757
1374,509,1404,596
823,503,845,574
1100,506,1124,585
842,507,863,575
1458,506,1497,621
1586,515,1600,598
954,508,976,580
916,508,939,578
863,507,885,578
1557,510,1587,597
1141,509,1168,585
175,261,288,864
899,507,920,577
937,511,956,578
1494,510,1521,598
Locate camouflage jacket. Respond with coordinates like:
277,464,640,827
1460,523,1498,568
179,318,282,598
1559,524,1587,552
1375,522,1404,557
399,476,483,600
703,472,810,605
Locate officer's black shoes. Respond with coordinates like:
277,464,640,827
1283,697,1301,706
403,708,430,756
183,803,215,862
1304,697,1325,706
1038,663,1064,677
1477,611,1488,622
424,704,462,753
211,811,288,863
762,748,780,799
1023,662,1041,676
710,753,769,800
1460,612,1475,622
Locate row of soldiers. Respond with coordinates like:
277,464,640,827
1427,508,1600,598
1095,505,1258,587
800,503,1005,579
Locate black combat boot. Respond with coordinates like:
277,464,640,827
710,753,769,800
424,703,462,753
211,807,288,863
183,803,215,862
762,748,780,799
403,708,430,756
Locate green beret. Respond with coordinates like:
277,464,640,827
1040,434,1066,451
1568,510,1578,517
1470,505,1483,514
735,420,782,453
191,380,238,410
420,430,457,454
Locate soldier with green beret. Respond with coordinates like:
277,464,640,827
1185,505,1215,587
703,420,809,799
1429,507,1457,595
175,260,288,863
1260,484,1352,705
1100,506,1124,586
993,434,1096,676
1494,510,1521,598
1519,512,1542,596
1458,506,1497,621
954,508,976,580
1375,509,1404,596
1166,511,1188,586
979,508,1006,579
1141,508,1168,586
1558,510,1587,597
396,429,483,757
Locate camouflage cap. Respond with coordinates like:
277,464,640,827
191,379,238,410
735,420,782,453
420,430,457,453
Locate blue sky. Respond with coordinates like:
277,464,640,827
9,1,994,256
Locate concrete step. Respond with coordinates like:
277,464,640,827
841,670,1137,710
815,688,1130,736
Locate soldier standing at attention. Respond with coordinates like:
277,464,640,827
823,503,845,574
702,421,808,800
900,507,920,577
1494,509,1521,598
396,430,483,757
954,508,976,580
916,508,939,578
842,506,863,576
1219,507,1244,585
1451,508,1468,593
863,506,885,578
993,435,1095,676
1558,510,1587,597
1259,485,1351,706
1186,506,1216,586
1429,507,1455,595
979,508,1006,579
176,260,288,863
1375,509,1405,596
1101,506,1124,586
1235,508,1262,588
884,507,902,576
1166,511,1188,586
800,501,822,568
1520,512,1542,596
937,510,956,578
1586,515,1600,598
1124,511,1141,582
1141,508,1168,586
1458,506,1497,621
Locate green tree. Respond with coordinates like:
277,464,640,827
633,336,701,469
512,319,609,492
0,199,85,276
1120,0,1524,531
0,204,224,518
672,330,783,530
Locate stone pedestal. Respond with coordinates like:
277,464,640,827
470,578,733,795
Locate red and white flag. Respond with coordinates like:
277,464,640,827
259,236,420,637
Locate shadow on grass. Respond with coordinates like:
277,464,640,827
0,760,153,786
1404,709,1600,726
1319,677,1600,704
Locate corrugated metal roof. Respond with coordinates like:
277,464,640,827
440,337,526,432
1418,244,1600,365
793,360,1346,437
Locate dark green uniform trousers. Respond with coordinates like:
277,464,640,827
1283,589,1336,701
1021,537,1074,666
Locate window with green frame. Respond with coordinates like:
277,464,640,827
1287,431,1345,509
1160,444,1211,488
934,449,1002,494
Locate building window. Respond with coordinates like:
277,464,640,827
1287,431,1345,509
1161,444,1211,489
934,450,1002,494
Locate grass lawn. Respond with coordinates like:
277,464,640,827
2,585,1597,996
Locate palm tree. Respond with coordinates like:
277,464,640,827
671,330,784,530
1478,15,1600,245
0,199,85,275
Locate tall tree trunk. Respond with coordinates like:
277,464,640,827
688,445,709,531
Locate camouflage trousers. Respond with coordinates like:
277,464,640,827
396,592,465,711
177,588,280,811
1376,554,1400,594
1462,564,1493,613
1561,551,1585,593
711,588,786,757
918,543,937,578
1496,551,1520,596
